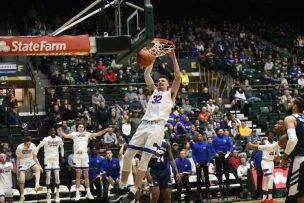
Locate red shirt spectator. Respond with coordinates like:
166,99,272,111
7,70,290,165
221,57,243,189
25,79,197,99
229,150,241,170
104,69,117,83
97,60,106,72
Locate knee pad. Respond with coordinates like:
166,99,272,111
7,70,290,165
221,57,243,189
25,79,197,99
122,149,138,172
138,152,153,171
46,171,51,185
54,170,60,185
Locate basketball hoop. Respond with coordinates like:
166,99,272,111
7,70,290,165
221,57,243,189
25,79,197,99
147,38,176,57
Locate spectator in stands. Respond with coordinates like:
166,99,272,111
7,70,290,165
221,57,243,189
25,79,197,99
87,67,99,84
81,111,92,130
129,96,143,114
199,87,211,104
58,73,69,86
104,68,117,83
45,88,58,110
171,142,180,160
206,99,215,113
0,90,6,122
165,124,177,143
129,110,140,141
175,150,192,203
271,84,282,100
74,97,86,116
174,116,186,137
137,88,147,109
125,86,137,102
62,104,78,122
178,108,188,123
280,89,291,105
247,129,260,144
49,105,62,125
60,99,69,112
204,124,216,138
239,121,252,142
120,96,130,112
92,90,105,107
243,80,261,102
183,117,193,134
186,125,200,143
109,110,122,128
121,118,131,143
220,115,229,129
7,92,17,108
233,87,246,111
179,88,189,104
180,69,189,91
89,147,104,202
50,70,60,85
183,142,193,159
212,129,232,188
264,57,274,72
124,69,134,83
182,98,194,115
7,106,29,134
96,101,110,127
97,60,106,73
216,97,227,114
104,127,118,146
65,72,76,85
228,149,241,184
211,106,223,122
101,150,120,202
272,98,285,113
117,132,126,147
61,120,71,134
199,106,210,121
298,75,304,88
77,70,88,84
237,157,250,198
192,134,210,199
228,114,241,127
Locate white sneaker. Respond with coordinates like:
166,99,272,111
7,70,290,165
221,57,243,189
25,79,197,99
55,193,60,202
19,196,25,203
86,192,94,200
74,193,81,201
46,198,51,203
35,185,43,192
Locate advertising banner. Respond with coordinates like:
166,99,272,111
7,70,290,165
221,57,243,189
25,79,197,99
252,168,288,189
0,35,90,56
0,63,17,75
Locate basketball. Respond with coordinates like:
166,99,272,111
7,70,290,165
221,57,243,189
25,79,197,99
278,134,288,148
137,47,156,67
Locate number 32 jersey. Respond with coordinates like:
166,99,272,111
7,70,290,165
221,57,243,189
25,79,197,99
142,89,174,121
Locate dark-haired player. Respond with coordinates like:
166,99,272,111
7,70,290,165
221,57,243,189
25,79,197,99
110,50,181,202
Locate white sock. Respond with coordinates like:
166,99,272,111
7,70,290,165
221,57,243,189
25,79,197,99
130,186,137,194
268,194,272,200
86,188,91,193
76,188,80,195
119,182,127,189
262,194,267,200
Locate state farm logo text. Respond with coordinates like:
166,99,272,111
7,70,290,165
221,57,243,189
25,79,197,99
0,40,67,52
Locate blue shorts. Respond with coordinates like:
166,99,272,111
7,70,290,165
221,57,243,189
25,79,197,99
150,169,172,188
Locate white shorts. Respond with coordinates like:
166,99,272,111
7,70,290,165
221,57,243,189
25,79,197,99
127,121,165,155
19,160,36,172
44,157,60,171
261,159,274,177
73,153,89,169
0,188,13,199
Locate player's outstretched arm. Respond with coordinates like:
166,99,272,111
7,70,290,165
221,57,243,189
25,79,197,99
167,143,181,182
144,62,157,92
169,51,181,101
90,127,112,138
283,116,298,162
35,139,45,155
59,138,64,158
57,127,73,139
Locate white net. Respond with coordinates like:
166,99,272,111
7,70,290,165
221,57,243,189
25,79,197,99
147,38,175,57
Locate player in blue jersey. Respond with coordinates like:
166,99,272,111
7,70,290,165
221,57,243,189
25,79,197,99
147,140,180,203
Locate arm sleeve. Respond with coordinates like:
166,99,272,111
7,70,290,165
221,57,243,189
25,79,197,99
285,128,298,155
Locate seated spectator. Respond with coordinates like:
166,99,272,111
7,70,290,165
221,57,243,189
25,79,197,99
216,97,227,114
121,95,130,112
239,121,252,142
124,69,134,83
104,68,117,83
92,90,105,106
117,133,126,147
61,120,71,134
197,116,208,132
298,75,304,88
199,106,211,121
204,124,216,138
178,108,188,123
211,106,223,122
103,127,117,146
186,125,200,143
129,96,143,113
58,73,69,86
125,86,137,102
199,87,211,104
50,70,60,85
137,88,147,109
174,116,186,137
272,84,282,100
183,142,192,159
229,149,241,182
229,121,240,140
171,142,180,159
65,72,76,85
121,118,131,142
116,69,125,83
62,104,78,122
165,124,177,143
81,110,92,130
247,129,260,144
228,114,241,127
97,59,106,73
206,99,215,113
7,93,18,108
45,88,58,111
237,157,250,198
109,111,121,128
183,116,193,134
49,105,62,125
182,98,195,115
233,87,246,111
220,115,229,129
77,70,88,84
7,106,29,134
87,67,99,84
96,101,110,127
181,69,189,90
179,88,189,104
74,97,86,116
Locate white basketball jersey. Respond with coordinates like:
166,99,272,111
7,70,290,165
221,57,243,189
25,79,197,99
142,89,173,121
16,143,36,164
37,136,64,159
262,140,280,161
71,131,91,154
0,162,13,189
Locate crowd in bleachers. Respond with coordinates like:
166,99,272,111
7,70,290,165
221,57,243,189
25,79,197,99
3,1,304,202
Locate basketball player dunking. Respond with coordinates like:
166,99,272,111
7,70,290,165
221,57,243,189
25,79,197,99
110,50,181,202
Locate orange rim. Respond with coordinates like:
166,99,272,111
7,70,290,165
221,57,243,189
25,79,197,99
153,38,176,49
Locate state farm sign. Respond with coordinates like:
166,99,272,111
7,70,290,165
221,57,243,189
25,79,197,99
0,35,90,56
